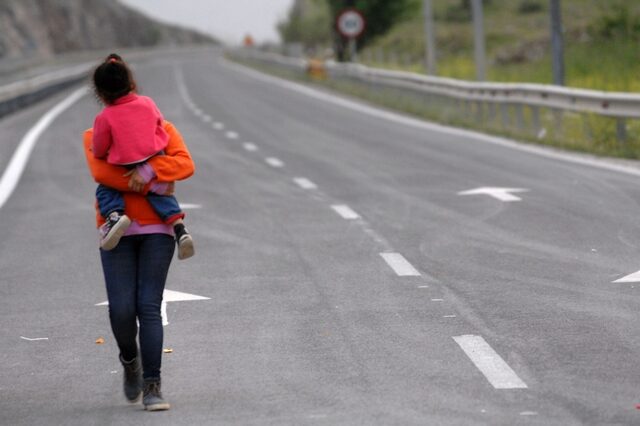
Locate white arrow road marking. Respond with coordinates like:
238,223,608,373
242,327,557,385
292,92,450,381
179,203,202,210
458,187,529,202
453,335,528,389
96,289,210,326
613,270,640,283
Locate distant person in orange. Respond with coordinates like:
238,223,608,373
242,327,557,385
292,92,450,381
85,53,196,411
92,53,194,260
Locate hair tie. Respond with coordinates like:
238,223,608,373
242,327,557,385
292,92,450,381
109,58,118,63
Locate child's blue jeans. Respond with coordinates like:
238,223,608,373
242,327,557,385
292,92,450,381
96,184,183,224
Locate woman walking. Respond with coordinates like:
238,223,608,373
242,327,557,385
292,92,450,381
83,61,195,409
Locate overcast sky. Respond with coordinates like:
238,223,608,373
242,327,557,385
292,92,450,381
119,0,295,45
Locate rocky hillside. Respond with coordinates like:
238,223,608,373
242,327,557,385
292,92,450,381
0,0,216,59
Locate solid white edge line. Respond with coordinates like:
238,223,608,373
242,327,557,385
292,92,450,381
293,177,317,190
380,252,421,277
453,335,528,389
331,204,360,219
0,87,88,209
222,58,640,179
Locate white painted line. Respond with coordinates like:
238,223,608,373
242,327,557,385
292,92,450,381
243,142,258,152
265,157,284,168
520,411,538,416
380,252,421,277
613,270,640,283
431,299,444,302
202,115,212,123
418,285,429,288
331,204,360,220
179,203,202,210
443,315,457,318
20,336,49,341
293,177,317,190
0,87,87,210
193,108,203,116
453,335,528,389
223,59,640,179
213,122,225,130
226,131,239,139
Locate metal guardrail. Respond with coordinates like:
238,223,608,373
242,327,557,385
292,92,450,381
0,62,93,119
230,49,640,145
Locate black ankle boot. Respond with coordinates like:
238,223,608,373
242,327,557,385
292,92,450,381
119,355,142,403
143,378,170,411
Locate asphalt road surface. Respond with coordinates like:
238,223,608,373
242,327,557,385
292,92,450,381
2,48,640,425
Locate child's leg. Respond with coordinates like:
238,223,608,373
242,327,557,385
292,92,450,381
96,185,131,250
145,193,184,225
146,193,194,260
96,184,126,218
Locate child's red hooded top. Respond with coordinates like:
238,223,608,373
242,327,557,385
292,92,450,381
92,93,169,165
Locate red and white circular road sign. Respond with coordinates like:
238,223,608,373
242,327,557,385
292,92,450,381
336,9,366,39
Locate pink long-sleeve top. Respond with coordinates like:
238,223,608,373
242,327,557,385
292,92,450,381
92,93,169,165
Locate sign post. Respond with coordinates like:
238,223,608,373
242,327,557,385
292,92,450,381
336,9,366,62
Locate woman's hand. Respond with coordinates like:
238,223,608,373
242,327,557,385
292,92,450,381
165,182,175,196
125,169,146,193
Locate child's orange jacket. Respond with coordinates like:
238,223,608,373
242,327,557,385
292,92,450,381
83,121,195,227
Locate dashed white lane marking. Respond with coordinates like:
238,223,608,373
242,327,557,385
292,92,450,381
453,335,528,389
213,122,225,130
202,115,212,123
226,131,239,139
0,87,87,210
193,108,203,116
265,157,284,168
331,204,360,220
418,285,429,288
380,253,421,277
520,411,538,416
293,177,317,190
20,336,49,341
444,315,457,318
431,299,444,302
243,142,258,152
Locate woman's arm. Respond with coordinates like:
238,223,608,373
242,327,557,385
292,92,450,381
146,121,195,182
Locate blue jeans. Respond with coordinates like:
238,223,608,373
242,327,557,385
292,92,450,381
100,234,175,379
96,184,183,223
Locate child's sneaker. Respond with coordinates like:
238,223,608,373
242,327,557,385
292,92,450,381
100,212,131,250
174,223,194,260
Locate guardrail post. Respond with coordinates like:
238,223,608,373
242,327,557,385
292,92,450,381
488,102,497,126
515,105,525,131
476,101,484,124
617,118,627,143
500,104,510,130
531,106,542,137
